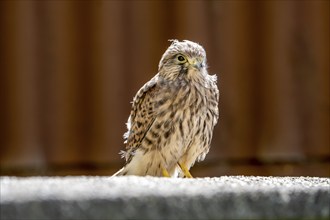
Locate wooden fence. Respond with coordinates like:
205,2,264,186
0,1,329,177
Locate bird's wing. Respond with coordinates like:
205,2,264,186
122,75,159,161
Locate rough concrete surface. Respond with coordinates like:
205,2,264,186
0,176,329,220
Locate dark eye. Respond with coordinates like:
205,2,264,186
177,55,185,62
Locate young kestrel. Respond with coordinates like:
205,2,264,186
114,40,219,177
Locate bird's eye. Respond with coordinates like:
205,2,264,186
177,55,186,62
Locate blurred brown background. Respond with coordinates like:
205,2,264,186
0,0,329,177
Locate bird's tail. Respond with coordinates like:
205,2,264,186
111,167,126,176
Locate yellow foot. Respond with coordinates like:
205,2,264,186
178,162,193,178
161,167,170,177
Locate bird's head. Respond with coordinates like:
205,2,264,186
158,40,207,81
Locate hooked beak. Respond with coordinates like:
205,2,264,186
188,58,204,70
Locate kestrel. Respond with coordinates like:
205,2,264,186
114,40,219,177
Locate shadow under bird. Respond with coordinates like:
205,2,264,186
113,40,219,178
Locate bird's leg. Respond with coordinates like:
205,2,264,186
178,162,193,178
161,165,170,177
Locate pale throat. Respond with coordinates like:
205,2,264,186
186,66,208,83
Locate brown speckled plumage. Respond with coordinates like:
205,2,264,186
114,40,219,177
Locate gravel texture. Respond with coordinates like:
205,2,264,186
1,176,329,219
